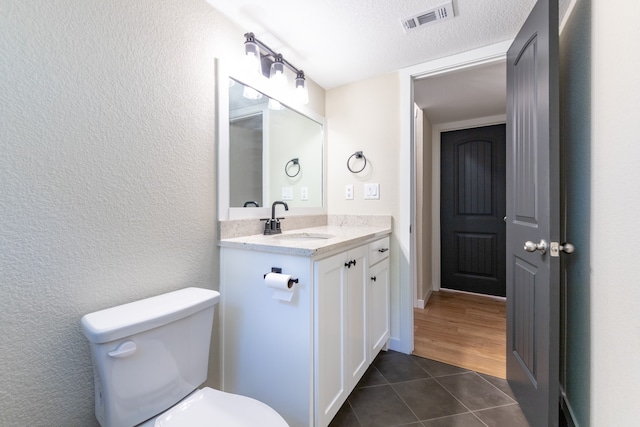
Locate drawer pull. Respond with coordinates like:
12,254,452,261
378,248,389,253
344,259,357,268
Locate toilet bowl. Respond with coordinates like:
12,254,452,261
139,387,287,427
81,287,288,427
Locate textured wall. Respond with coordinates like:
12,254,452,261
0,1,240,425
591,0,640,424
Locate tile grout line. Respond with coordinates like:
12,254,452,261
431,374,490,426
406,357,487,426
385,355,433,425
474,371,518,403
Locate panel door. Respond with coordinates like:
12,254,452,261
441,124,506,296
314,252,348,427
345,245,368,389
506,0,560,425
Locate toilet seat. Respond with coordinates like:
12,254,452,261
151,387,288,427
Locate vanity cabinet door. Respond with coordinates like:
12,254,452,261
368,257,390,360
314,244,368,427
345,245,368,388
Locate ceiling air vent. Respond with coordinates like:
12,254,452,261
401,1,455,33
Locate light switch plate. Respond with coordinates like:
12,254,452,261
282,186,293,200
364,183,380,200
345,184,354,200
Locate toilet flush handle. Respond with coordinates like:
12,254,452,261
107,340,137,358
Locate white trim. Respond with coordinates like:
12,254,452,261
397,40,511,355
438,287,507,302
217,59,327,221
415,288,431,310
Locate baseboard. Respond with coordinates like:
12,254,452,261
388,337,412,354
415,289,432,309
439,287,506,301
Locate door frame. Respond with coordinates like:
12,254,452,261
394,40,511,354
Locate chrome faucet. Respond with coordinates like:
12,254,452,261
264,201,289,235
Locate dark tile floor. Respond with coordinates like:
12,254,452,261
329,350,529,427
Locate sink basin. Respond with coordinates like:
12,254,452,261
272,232,335,241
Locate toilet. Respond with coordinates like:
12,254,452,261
81,287,288,427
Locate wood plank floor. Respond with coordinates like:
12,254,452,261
413,290,507,379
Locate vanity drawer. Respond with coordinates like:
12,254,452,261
369,237,390,266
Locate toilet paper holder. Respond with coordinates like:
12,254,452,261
263,267,299,285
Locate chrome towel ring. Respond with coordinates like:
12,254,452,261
285,158,301,177
347,151,367,174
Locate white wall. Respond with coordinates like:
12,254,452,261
416,108,433,305
591,1,640,424
0,1,266,425
325,73,405,345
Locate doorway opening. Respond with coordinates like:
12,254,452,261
410,56,508,378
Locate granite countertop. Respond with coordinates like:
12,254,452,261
218,225,391,257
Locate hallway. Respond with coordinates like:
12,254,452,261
413,290,507,378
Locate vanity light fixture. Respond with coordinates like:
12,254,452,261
243,32,309,105
243,32,261,74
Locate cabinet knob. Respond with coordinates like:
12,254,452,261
371,276,377,282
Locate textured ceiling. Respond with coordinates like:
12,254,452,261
207,0,574,124
206,0,538,90
414,61,507,124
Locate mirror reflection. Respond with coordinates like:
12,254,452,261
228,78,323,209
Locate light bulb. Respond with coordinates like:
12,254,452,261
270,54,287,90
242,85,263,100
295,71,309,105
244,33,262,75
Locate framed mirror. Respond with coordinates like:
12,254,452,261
218,62,326,220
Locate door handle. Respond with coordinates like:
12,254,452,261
550,242,575,257
524,239,548,255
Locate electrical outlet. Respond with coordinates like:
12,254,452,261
345,184,354,200
364,183,380,200
300,187,308,201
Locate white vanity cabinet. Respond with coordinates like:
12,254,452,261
220,231,390,427
314,244,368,427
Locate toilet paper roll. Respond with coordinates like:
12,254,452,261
264,272,295,302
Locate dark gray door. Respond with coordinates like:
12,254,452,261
506,0,559,426
441,124,506,297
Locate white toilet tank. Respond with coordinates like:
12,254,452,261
81,287,220,427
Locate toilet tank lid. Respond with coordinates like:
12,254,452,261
81,287,220,344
